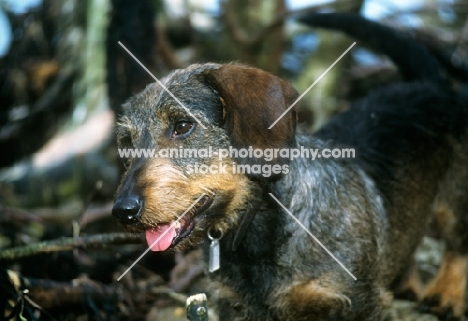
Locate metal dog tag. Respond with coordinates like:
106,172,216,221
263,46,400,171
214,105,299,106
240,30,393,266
208,229,223,273
209,238,220,273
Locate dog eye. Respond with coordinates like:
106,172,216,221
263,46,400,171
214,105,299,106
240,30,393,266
172,121,194,137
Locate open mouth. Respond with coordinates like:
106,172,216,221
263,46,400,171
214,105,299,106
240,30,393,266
145,195,214,252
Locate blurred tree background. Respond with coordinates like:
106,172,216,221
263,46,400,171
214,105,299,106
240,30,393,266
0,0,467,320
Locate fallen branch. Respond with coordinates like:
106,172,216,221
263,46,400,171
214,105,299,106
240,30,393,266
0,233,143,260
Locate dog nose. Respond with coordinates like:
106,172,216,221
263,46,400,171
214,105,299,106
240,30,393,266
112,196,142,224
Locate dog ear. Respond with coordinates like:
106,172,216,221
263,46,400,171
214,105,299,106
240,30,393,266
204,64,298,171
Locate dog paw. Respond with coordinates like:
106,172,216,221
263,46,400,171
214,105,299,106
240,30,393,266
392,261,423,302
418,251,467,320
419,294,464,320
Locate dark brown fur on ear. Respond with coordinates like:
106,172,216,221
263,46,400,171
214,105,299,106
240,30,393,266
204,64,298,153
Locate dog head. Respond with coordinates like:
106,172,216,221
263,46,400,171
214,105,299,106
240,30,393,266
112,63,298,252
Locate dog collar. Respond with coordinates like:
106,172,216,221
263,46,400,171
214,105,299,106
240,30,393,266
231,183,265,251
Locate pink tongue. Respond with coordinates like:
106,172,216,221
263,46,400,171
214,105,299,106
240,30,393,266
146,224,176,251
